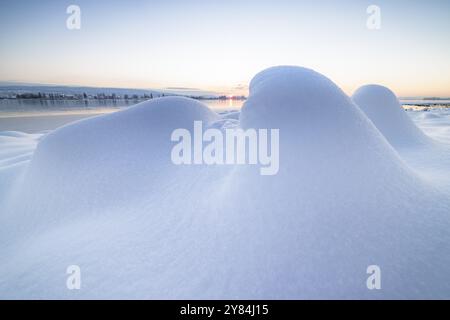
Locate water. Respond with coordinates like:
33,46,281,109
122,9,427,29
0,98,244,117
402,99,450,106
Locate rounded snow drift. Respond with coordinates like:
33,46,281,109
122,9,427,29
420,112,440,120
30,96,218,169
240,66,390,153
241,66,367,132
18,97,219,214
237,66,418,192
2,66,450,300
352,85,430,147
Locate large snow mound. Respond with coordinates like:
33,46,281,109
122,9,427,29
0,67,449,299
241,67,414,184
352,85,431,147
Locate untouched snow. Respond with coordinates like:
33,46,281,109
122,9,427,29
352,85,431,147
0,66,449,299
352,85,450,191
0,131,44,205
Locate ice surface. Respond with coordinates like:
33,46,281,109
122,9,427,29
0,67,449,299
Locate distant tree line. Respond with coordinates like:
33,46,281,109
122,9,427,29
9,92,161,100
1,92,247,101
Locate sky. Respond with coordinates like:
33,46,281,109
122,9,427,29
0,0,449,97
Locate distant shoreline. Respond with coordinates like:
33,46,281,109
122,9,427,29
1,97,448,105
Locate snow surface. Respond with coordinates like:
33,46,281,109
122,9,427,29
0,66,449,299
352,85,450,192
352,85,431,147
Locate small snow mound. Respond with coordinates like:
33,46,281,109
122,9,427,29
31,96,218,170
12,97,219,220
420,112,440,120
352,85,430,147
221,111,240,120
0,131,31,138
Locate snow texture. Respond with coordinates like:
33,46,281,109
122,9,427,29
0,66,449,299
352,85,450,192
352,85,431,147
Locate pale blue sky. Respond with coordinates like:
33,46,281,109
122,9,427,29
1,0,449,96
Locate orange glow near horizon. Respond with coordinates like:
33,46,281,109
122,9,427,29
1,1,450,98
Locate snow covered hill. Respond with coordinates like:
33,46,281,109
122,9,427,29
0,66,449,299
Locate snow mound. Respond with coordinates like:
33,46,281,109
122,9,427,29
420,112,440,120
351,86,450,188
240,66,408,178
4,97,219,226
226,66,450,298
352,85,431,147
1,67,450,299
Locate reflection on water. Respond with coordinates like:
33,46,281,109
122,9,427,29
0,98,244,116
201,99,244,110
